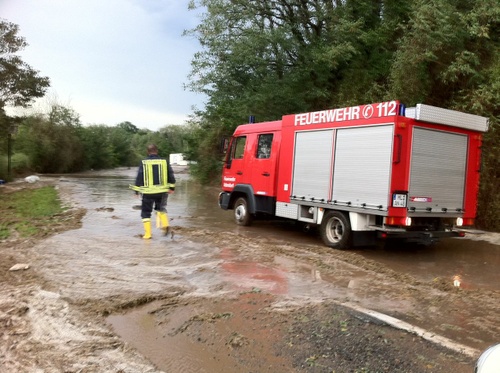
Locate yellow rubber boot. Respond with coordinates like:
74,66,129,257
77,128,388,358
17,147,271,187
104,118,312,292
159,212,170,236
142,218,152,239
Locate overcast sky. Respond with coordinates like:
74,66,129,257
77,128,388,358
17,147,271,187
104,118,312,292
0,0,205,131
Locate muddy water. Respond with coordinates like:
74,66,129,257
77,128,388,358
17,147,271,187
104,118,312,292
51,168,499,371
353,238,500,291
107,302,242,373
69,168,499,293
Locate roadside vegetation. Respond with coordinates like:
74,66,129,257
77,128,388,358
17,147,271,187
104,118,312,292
1,1,499,230
0,185,66,240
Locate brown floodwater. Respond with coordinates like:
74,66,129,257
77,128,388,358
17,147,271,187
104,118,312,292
53,168,499,371
58,168,500,293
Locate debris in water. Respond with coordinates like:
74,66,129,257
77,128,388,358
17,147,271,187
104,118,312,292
9,263,30,271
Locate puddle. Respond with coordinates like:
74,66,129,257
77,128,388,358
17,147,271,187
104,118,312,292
353,238,500,291
108,293,294,373
107,302,239,373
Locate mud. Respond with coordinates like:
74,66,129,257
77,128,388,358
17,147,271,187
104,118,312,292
1,168,499,372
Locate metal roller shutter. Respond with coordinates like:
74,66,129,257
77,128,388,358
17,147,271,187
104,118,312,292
409,128,467,212
292,129,334,201
332,125,394,210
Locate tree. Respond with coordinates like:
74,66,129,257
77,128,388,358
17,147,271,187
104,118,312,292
0,19,50,109
388,0,499,109
160,125,190,154
78,125,115,170
388,0,500,230
15,104,84,173
108,126,135,167
117,121,139,134
185,0,411,182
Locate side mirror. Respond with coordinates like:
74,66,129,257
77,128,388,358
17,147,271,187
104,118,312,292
475,343,500,372
220,137,229,154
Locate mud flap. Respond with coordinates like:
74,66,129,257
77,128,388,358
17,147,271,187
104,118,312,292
218,192,231,210
352,231,377,247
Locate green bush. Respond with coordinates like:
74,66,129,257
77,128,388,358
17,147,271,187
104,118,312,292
0,153,33,180
11,153,31,175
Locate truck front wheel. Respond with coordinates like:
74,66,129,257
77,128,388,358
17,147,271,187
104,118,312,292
320,211,352,249
234,197,253,226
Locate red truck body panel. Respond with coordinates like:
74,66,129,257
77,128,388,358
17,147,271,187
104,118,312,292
220,101,488,246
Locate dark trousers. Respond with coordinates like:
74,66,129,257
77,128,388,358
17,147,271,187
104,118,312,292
141,193,168,219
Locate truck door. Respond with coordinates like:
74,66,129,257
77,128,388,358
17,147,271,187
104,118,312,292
222,135,248,191
251,133,278,197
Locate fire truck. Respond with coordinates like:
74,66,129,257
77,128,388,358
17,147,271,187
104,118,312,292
218,100,489,249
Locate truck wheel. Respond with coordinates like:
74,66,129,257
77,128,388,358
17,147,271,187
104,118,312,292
320,211,352,249
234,197,253,226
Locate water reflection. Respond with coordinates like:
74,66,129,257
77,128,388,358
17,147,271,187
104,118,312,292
59,169,500,293
353,238,500,291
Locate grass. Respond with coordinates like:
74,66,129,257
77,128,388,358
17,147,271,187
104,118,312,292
0,186,65,239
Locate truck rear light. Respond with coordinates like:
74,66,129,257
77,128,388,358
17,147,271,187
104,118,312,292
456,217,474,227
385,217,411,226
464,218,474,226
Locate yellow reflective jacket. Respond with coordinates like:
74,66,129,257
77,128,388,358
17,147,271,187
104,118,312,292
129,156,176,194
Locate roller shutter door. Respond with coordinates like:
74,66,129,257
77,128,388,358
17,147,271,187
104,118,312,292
332,125,394,210
409,128,467,212
292,129,334,201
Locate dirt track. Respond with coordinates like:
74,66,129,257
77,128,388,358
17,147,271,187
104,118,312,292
1,174,499,372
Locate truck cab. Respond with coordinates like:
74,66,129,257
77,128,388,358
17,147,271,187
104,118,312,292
219,121,281,224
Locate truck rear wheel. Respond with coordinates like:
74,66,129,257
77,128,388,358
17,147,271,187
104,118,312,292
320,211,352,249
234,197,253,226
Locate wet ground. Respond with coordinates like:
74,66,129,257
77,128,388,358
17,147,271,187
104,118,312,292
1,167,499,372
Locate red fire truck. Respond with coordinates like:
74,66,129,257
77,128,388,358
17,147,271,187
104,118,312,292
218,100,489,249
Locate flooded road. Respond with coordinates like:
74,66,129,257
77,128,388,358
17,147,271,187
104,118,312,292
20,168,500,372
353,238,500,291
64,167,500,292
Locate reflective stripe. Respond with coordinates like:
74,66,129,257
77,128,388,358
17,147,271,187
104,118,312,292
143,159,168,188
130,185,170,194
129,159,175,194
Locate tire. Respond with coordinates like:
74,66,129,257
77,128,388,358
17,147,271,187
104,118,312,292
320,211,352,249
234,197,253,226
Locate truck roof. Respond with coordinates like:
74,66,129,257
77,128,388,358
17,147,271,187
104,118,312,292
234,120,282,135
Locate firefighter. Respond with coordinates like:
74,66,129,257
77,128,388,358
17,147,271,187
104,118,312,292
130,144,176,239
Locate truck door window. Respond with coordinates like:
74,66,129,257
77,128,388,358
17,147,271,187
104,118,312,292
257,134,273,159
232,136,246,159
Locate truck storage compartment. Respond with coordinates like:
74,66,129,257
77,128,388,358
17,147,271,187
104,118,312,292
409,128,467,214
292,129,334,201
332,125,394,210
